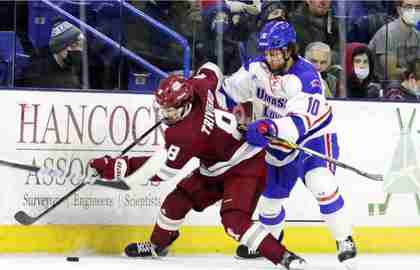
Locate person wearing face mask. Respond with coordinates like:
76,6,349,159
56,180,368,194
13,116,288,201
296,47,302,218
17,20,86,89
384,58,420,100
346,42,382,98
369,0,420,82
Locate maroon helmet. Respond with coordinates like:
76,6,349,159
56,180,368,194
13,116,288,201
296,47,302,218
155,75,194,124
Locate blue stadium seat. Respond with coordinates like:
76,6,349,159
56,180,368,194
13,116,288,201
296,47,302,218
128,70,160,93
27,1,62,49
0,31,30,86
28,0,123,50
0,61,8,87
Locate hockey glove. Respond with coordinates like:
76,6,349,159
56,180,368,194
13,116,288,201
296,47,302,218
89,155,129,180
245,119,277,147
89,156,150,180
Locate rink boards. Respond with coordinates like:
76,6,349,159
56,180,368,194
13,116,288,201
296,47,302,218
0,90,419,254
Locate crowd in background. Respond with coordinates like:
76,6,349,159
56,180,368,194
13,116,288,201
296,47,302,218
0,0,420,101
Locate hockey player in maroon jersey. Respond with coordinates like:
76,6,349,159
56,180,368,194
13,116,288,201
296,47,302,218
89,62,306,270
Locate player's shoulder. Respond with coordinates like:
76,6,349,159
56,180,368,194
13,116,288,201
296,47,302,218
247,54,266,67
292,57,319,77
193,62,223,92
243,56,270,80
289,57,322,95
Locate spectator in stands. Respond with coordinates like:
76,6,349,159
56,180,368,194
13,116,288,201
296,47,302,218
200,0,262,74
304,41,340,97
346,1,397,44
126,1,202,77
334,0,392,20
289,0,339,62
17,21,85,89
384,58,420,100
244,1,289,59
345,42,382,98
368,0,420,82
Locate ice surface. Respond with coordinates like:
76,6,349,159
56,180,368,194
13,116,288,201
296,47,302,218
0,254,419,270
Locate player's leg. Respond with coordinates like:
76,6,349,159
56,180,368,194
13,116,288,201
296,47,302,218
124,173,216,257
124,187,192,257
236,162,299,259
259,162,299,238
303,134,357,269
221,170,306,270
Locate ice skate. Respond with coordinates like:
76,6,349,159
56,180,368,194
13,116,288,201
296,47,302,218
278,249,307,270
124,241,168,258
235,246,261,259
337,236,358,270
235,230,284,259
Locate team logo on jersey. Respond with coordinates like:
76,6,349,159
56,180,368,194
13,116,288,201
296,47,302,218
256,87,287,108
172,81,182,91
310,79,321,88
263,105,281,119
270,75,282,89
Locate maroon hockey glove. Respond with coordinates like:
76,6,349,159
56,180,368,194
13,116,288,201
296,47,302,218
89,155,150,180
89,155,129,180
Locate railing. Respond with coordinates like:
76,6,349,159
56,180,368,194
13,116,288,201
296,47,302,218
121,0,191,79
41,0,191,80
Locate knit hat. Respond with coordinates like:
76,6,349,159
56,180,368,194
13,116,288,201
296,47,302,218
49,21,81,53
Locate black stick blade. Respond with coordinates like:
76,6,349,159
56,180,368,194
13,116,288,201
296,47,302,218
14,211,38,226
364,173,383,181
93,179,130,190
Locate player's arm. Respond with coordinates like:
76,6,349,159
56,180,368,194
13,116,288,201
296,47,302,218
88,155,152,180
191,62,255,122
154,142,196,182
280,73,332,139
88,146,198,185
218,65,255,111
245,73,331,148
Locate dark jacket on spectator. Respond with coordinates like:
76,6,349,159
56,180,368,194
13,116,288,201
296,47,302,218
345,43,381,98
17,53,81,89
289,2,339,59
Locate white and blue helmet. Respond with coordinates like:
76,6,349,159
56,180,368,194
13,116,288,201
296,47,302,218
258,21,296,51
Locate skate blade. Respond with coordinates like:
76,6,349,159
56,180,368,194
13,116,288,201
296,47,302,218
289,260,308,270
120,252,162,260
233,254,264,260
342,257,358,270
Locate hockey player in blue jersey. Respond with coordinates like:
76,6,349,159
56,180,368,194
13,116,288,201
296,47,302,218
219,21,358,270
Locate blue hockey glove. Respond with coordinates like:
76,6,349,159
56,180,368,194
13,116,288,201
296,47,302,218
245,119,277,147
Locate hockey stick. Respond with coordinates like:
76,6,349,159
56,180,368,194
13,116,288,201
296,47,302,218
92,119,163,190
239,125,383,181
0,159,65,177
252,218,324,223
268,135,383,181
14,120,162,226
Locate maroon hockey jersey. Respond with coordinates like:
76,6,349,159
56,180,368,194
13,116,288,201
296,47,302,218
156,63,263,182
